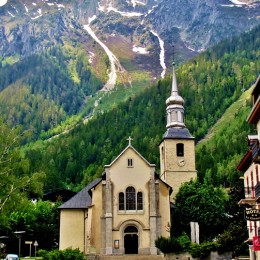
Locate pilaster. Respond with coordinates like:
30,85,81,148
149,177,158,255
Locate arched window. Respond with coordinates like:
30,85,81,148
137,192,143,210
176,143,184,156
124,226,138,233
119,192,125,210
126,187,136,210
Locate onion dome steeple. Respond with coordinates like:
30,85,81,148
166,61,185,129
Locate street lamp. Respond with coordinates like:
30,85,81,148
33,241,38,257
14,231,25,258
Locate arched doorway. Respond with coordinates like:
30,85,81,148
124,226,138,254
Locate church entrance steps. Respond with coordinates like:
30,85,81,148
97,255,164,260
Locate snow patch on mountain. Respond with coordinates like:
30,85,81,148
88,51,95,64
24,4,29,12
129,0,146,8
107,3,143,16
151,30,166,78
31,14,42,20
133,46,149,54
0,0,7,7
84,15,126,91
229,0,248,4
7,10,14,17
98,2,143,16
11,4,18,13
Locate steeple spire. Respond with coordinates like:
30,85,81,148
165,56,185,129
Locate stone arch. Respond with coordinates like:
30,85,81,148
119,220,144,254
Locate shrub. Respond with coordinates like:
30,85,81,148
155,236,182,254
177,232,191,251
188,241,220,258
38,248,85,260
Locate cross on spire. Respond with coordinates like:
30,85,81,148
127,136,133,146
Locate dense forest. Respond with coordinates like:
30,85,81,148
0,46,103,137
23,25,260,191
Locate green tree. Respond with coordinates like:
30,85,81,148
173,180,229,241
0,118,45,225
9,200,61,251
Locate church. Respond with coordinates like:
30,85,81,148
58,63,197,256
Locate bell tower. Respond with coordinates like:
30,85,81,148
159,61,197,201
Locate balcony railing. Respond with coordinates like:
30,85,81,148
252,142,260,163
245,186,255,198
255,182,260,199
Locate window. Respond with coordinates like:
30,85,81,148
176,143,184,156
256,165,259,183
126,187,136,210
137,192,143,210
119,192,125,210
118,187,143,212
127,159,133,167
125,226,138,233
251,171,255,198
246,176,249,197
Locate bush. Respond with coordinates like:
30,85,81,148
177,232,191,251
38,248,85,260
188,241,220,258
155,236,182,254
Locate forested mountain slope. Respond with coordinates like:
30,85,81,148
24,26,260,191
0,0,259,140
0,47,103,136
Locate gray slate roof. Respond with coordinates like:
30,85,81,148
163,127,194,139
59,178,101,209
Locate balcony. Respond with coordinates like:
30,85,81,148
255,182,260,202
238,187,255,208
252,142,260,163
245,186,255,199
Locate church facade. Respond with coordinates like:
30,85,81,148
59,64,197,255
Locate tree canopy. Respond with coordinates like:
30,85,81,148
0,119,45,226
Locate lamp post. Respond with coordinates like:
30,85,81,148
33,241,38,257
14,231,25,258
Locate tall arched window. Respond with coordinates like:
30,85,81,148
137,192,143,210
119,192,125,210
126,187,136,210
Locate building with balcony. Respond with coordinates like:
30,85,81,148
237,75,260,259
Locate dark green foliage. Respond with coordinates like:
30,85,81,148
38,248,85,260
1,200,61,252
155,236,182,254
0,118,45,220
189,242,219,258
216,223,248,255
0,46,103,138
23,25,260,191
176,233,191,251
174,180,229,241
170,180,247,254
155,233,219,258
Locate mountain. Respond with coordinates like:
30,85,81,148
0,0,259,139
23,25,260,191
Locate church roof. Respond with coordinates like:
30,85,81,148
59,178,101,209
163,127,194,139
105,144,156,168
